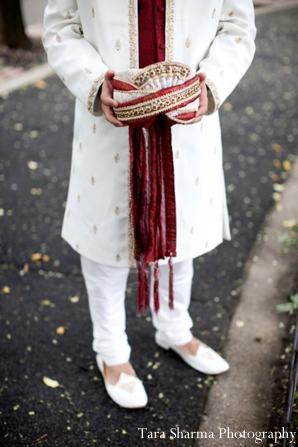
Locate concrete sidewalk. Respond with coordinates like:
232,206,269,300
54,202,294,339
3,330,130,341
199,159,298,446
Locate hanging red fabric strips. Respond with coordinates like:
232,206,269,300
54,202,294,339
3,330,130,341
112,62,201,315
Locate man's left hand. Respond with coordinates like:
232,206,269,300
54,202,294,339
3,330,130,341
187,72,208,124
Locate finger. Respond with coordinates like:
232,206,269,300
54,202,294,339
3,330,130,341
197,71,206,83
102,104,126,127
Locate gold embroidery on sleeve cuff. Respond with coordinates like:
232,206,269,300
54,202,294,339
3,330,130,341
87,74,105,114
205,78,220,113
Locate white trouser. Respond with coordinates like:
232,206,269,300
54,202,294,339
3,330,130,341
81,255,194,366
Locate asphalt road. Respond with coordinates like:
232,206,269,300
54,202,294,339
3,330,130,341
0,7,298,447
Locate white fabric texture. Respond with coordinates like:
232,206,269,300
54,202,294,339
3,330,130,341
43,1,256,269
81,255,194,365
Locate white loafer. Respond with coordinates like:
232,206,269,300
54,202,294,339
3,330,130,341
155,331,229,375
96,355,148,409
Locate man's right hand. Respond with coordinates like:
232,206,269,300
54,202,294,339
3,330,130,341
100,70,126,127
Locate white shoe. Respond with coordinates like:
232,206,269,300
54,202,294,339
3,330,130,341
96,355,148,409
155,331,229,375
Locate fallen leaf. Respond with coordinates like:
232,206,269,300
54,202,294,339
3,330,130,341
56,326,65,335
283,219,297,228
27,161,39,170
272,143,282,152
223,102,233,111
273,183,284,192
273,159,281,169
283,160,292,172
3,286,10,293
43,376,59,388
35,80,47,89
69,295,79,303
40,299,55,307
23,263,29,273
235,320,245,328
31,253,42,262
42,255,50,262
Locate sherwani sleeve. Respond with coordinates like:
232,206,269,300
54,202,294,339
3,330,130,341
43,0,108,116
198,0,257,115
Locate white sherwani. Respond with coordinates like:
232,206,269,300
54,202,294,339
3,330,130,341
43,0,256,268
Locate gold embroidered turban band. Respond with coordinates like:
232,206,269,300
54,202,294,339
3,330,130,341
112,62,201,314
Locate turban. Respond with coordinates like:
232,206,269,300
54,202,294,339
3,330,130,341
113,62,201,314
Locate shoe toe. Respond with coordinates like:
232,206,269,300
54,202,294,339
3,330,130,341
105,373,148,409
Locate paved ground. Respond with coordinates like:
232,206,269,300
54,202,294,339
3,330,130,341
0,5,298,447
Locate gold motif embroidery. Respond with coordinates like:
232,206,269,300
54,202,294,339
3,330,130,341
212,8,216,18
205,78,220,112
92,123,97,133
236,37,243,44
56,34,62,43
115,206,120,216
128,0,138,69
116,254,121,262
91,176,95,186
114,80,201,121
114,153,120,163
92,7,95,18
115,39,121,51
85,68,92,74
119,381,136,393
165,0,174,61
185,37,191,48
131,61,192,88
93,225,97,234
66,11,73,19
87,74,105,114
228,11,234,17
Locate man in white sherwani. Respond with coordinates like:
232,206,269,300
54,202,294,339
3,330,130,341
43,0,256,408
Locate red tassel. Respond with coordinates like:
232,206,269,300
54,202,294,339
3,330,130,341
137,258,150,316
169,255,174,310
154,261,160,313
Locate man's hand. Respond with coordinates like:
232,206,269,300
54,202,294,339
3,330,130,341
187,72,208,124
100,69,126,127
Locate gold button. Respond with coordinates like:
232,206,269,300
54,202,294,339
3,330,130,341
114,153,120,163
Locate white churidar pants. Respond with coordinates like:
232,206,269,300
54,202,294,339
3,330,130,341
81,255,194,366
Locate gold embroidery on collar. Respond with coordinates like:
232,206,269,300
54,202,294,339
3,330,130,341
87,74,105,114
128,0,138,69
115,39,121,51
166,0,175,61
